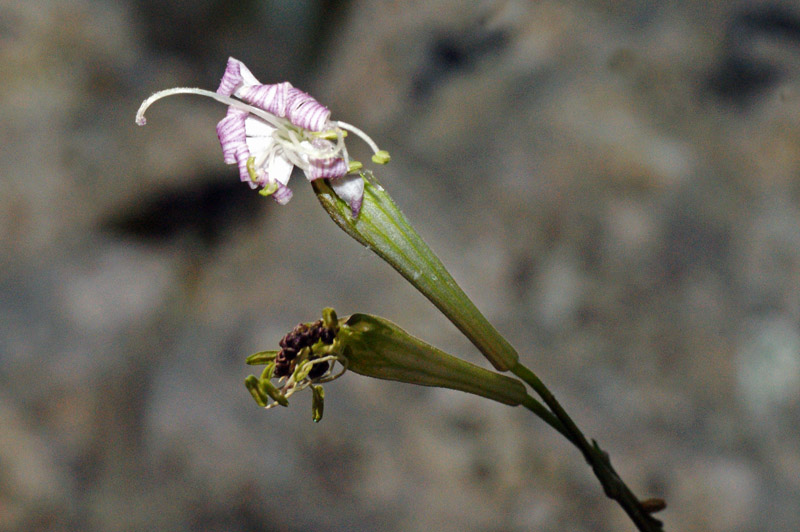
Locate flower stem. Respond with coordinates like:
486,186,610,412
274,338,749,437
520,394,571,441
314,173,664,530
511,362,665,532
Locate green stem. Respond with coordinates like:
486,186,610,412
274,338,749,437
511,363,664,532
520,394,572,441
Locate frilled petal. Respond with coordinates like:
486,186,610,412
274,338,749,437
330,174,365,217
216,107,248,164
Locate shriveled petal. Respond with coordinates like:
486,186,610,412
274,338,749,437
217,57,260,97
330,174,365,217
216,107,248,164
219,57,331,132
238,82,293,119
285,88,331,132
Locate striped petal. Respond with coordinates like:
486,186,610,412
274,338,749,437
233,144,258,188
272,183,293,205
238,82,293,118
306,138,347,180
286,88,331,132
307,155,348,180
217,57,260,97
216,107,248,164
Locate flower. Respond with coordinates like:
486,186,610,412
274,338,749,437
136,57,389,216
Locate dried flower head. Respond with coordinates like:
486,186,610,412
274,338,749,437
136,58,389,216
244,308,345,421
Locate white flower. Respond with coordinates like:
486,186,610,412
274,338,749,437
136,57,389,216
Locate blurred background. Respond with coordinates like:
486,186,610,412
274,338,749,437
2,0,800,530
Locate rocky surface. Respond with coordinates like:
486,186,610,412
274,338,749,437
2,0,800,530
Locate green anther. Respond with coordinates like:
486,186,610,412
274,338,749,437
311,385,325,422
316,129,347,140
245,375,268,407
348,160,363,173
371,150,391,165
246,157,259,183
322,307,339,332
259,378,289,407
246,350,279,365
297,346,311,362
294,361,313,382
258,181,279,197
247,156,280,197
260,362,276,381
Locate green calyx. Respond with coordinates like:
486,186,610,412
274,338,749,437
312,174,519,371
337,313,527,406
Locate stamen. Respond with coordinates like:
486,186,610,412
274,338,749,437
336,120,382,155
275,133,309,169
284,129,311,156
333,129,346,158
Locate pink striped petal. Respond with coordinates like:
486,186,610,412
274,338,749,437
307,155,348,180
233,144,258,188
217,57,259,96
286,88,331,131
239,82,292,118
306,138,347,180
272,183,293,205
216,107,248,164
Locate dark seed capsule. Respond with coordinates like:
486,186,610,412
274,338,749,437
308,360,330,379
274,355,292,377
320,328,335,344
281,347,298,361
284,335,300,350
